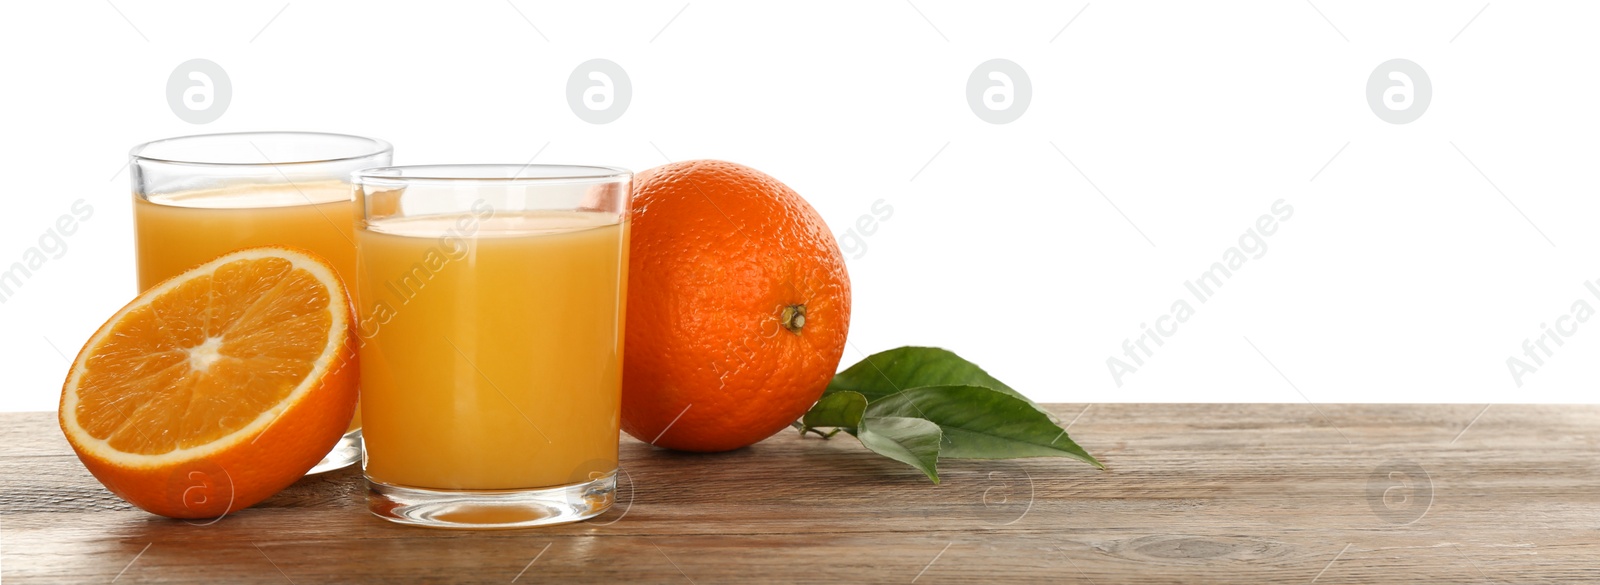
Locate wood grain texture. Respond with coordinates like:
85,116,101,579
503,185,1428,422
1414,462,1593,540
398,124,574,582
2,404,1597,584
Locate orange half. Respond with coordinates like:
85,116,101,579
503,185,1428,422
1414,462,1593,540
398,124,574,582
59,246,358,518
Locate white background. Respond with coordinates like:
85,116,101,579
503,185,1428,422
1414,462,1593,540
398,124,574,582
2,1,1597,412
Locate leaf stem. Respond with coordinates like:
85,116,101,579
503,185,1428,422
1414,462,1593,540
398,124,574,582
803,427,841,439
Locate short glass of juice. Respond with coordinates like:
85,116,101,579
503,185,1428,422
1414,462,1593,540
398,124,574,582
353,164,631,529
129,131,392,474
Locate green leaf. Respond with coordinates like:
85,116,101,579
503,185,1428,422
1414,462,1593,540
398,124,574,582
799,346,1103,481
856,416,943,483
825,347,1049,415
800,391,867,433
865,385,1103,469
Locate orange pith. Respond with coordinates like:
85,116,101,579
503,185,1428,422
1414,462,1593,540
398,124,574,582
60,246,358,518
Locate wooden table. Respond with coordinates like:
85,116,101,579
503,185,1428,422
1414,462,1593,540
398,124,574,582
2,404,1597,584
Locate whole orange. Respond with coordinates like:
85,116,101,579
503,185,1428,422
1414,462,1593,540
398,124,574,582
623,160,851,452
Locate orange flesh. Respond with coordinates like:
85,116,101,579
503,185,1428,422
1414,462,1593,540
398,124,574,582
74,257,332,455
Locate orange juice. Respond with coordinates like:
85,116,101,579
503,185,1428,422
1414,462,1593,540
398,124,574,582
133,181,357,289
357,210,628,490
133,180,362,430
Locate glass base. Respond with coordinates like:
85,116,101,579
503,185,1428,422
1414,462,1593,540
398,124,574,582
307,429,362,475
367,471,616,529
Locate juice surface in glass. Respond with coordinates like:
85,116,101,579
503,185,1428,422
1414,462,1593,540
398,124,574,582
134,180,362,430
134,180,357,290
357,210,628,491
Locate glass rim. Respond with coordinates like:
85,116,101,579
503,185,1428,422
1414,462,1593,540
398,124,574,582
354,164,632,186
129,131,393,167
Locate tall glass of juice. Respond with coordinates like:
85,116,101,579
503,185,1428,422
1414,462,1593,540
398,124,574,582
129,131,393,473
354,164,631,529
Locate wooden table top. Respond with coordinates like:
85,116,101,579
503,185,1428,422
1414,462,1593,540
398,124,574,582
2,404,1597,584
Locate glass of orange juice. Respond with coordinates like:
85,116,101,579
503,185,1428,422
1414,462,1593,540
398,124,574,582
129,131,392,474
353,164,631,529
